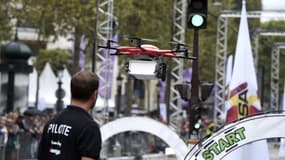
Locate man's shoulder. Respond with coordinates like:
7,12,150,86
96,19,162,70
45,108,97,130
82,119,100,129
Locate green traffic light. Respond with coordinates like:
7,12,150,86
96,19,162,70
194,122,201,129
191,14,204,27
194,119,202,130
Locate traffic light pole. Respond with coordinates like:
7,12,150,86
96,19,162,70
189,29,200,137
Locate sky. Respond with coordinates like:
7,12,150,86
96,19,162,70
261,0,285,21
262,0,285,10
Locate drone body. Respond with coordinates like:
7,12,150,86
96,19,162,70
98,38,196,81
125,56,167,81
115,44,191,59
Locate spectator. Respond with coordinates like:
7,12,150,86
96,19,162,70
38,71,102,160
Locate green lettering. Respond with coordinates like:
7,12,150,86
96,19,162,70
235,127,246,140
202,150,214,160
209,143,220,155
225,132,239,145
218,138,230,152
204,127,246,160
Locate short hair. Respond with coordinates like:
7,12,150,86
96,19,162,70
70,71,99,101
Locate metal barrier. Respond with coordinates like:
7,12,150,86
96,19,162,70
0,128,8,160
0,131,38,160
107,154,168,160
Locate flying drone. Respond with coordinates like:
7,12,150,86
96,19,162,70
98,37,196,81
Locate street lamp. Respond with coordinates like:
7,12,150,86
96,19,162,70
55,64,65,113
116,74,123,118
0,35,33,114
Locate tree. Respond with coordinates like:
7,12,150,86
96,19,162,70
259,20,285,102
0,0,273,86
1,0,97,73
114,0,172,48
0,1,15,43
33,48,71,74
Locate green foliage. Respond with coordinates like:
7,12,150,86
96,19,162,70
3,0,285,102
261,20,285,30
1,0,97,73
259,21,285,99
113,0,172,69
33,48,71,74
5,0,97,40
0,1,12,42
114,0,172,48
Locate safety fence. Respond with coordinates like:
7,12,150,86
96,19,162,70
0,131,38,160
107,153,170,160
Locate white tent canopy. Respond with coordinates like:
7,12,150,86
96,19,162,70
62,68,71,105
28,67,38,106
28,63,116,110
38,63,58,110
28,63,72,110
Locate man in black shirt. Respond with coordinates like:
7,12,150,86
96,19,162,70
38,71,102,160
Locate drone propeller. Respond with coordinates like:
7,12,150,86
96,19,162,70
169,41,189,53
169,41,188,47
169,43,189,57
123,36,158,47
107,39,118,44
97,45,117,50
98,39,118,50
169,41,187,45
130,37,142,47
124,36,157,42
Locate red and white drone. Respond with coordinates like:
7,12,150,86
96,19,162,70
98,37,196,60
98,37,196,81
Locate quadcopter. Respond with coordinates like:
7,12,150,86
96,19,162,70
98,37,197,81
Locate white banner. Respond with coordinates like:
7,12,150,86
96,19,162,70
185,113,285,160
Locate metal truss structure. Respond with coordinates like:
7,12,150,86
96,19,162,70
252,30,285,70
214,14,229,126
95,0,114,119
169,0,187,131
93,0,188,129
252,31,285,112
93,1,285,131
93,0,188,128
270,43,285,111
214,10,285,125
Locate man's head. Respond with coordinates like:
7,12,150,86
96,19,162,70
71,71,99,110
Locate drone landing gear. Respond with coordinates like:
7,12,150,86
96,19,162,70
157,63,166,81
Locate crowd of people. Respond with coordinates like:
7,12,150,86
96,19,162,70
0,108,215,159
0,108,54,160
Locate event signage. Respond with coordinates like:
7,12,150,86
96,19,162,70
202,127,246,160
185,113,285,160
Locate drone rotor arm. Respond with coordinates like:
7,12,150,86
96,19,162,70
110,53,125,56
176,55,197,60
97,45,117,50
162,53,197,60
110,51,134,56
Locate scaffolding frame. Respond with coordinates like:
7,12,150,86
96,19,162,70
214,10,285,125
270,43,285,111
169,0,187,131
95,0,114,120
252,30,285,69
